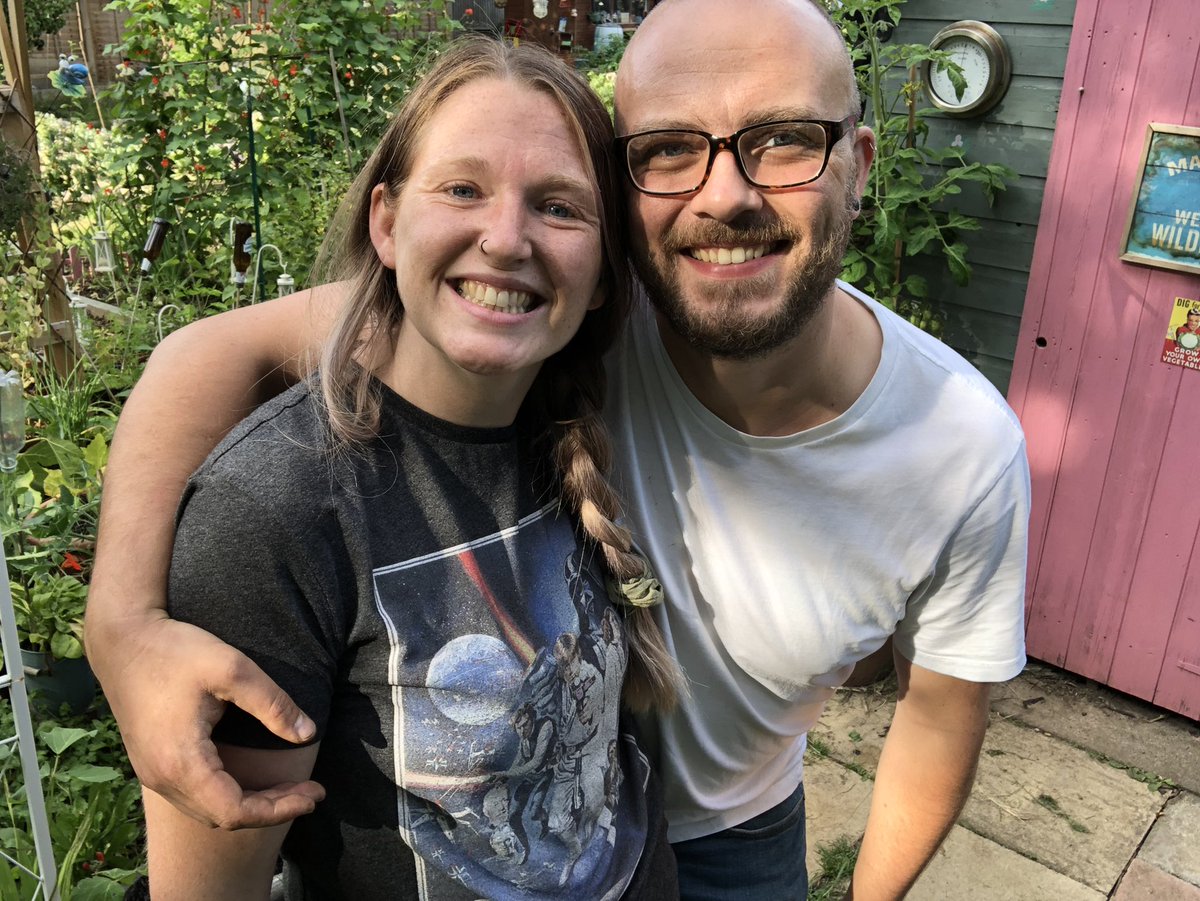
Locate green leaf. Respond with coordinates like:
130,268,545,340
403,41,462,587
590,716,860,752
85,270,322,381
945,242,971,286
73,875,132,900
42,726,95,755
51,631,85,660
903,275,929,298
64,764,124,784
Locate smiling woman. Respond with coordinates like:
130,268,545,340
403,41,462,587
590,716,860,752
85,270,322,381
134,36,681,901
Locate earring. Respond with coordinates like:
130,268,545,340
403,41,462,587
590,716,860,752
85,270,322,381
849,197,862,212
480,239,489,254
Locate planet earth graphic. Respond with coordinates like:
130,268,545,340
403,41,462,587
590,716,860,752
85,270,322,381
426,634,526,725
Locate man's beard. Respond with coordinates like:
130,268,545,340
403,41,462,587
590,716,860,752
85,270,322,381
632,191,856,360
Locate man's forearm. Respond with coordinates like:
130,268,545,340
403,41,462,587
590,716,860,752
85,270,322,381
87,324,286,646
85,286,344,663
846,659,991,900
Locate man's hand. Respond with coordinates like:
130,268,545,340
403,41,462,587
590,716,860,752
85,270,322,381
93,613,324,829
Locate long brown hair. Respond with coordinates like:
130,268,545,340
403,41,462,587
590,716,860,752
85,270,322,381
315,36,680,712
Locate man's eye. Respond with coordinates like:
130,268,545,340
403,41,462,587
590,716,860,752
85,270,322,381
756,128,822,153
449,185,477,199
545,202,575,219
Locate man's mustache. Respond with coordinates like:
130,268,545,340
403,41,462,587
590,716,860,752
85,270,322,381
657,222,801,254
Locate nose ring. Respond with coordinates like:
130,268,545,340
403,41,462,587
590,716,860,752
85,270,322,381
480,239,489,254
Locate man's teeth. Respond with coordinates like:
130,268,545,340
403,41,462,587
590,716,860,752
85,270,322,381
689,245,770,265
457,279,533,313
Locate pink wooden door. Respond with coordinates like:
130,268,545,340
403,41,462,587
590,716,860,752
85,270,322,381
1007,0,1200,718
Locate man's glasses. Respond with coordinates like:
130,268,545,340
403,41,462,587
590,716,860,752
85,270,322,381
616,116,857,197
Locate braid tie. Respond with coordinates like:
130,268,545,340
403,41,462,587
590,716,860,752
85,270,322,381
607,569,664,609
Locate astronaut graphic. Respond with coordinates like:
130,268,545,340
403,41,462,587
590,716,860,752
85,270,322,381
371,501,647,900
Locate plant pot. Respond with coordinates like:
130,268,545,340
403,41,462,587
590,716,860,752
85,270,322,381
20,648,97,715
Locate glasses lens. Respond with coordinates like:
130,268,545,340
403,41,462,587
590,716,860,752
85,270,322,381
739,122,829,188
624,132,711,194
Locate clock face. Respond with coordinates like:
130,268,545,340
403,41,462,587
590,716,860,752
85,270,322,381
924,21,1012,117
929,35,992,109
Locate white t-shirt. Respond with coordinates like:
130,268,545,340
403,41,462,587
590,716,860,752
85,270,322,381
605,282,1029,842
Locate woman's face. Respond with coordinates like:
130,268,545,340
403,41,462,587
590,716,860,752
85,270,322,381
371,77,605,417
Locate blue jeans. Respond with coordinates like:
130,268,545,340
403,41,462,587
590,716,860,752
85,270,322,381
672,781,808,901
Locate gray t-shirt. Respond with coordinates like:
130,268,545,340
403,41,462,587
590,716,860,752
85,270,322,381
169,379,671,900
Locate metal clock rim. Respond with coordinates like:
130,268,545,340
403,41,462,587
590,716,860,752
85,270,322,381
921,20,1013,118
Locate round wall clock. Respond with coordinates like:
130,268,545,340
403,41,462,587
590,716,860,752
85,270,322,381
922,20,1012,118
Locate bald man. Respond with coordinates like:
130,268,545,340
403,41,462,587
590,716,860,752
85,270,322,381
87,2,1028,897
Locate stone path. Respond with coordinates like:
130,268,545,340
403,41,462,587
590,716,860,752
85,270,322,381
803,662,1200,899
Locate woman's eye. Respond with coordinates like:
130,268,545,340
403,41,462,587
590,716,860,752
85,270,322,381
449,185,477,199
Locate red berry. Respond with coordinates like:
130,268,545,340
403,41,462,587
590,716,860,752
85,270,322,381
271,77,279,87
160,158,170,168
81,861,91,872
151,76,159,85
289,65,297,76
95,851,105,863
157,128,167,139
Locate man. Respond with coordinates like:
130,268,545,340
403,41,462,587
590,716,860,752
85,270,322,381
86,1,1029,897
1176,308,1200,344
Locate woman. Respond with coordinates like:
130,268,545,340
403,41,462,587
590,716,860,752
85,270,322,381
142,37,680,900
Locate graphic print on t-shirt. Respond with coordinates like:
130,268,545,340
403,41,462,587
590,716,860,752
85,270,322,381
372,500,645,900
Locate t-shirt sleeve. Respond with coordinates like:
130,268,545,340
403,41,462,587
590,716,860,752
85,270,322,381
168,473,344,749
892,441,1030,683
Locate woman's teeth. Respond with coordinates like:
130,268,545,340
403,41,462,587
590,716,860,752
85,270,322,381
689,244,770,265
457,279,533,313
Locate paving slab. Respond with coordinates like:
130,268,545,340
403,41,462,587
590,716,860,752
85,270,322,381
908,824,1104,901
1140,791,1200,888
992,663,1200,794
962,717,1166,893
1113,859,1200,900
809,686,894,773
801,753,873,880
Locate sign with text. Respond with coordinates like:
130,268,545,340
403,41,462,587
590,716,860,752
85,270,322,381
1162,296,1200,372
1121,123,1200,276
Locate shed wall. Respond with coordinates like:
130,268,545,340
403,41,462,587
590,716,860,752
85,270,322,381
890,0,1076,392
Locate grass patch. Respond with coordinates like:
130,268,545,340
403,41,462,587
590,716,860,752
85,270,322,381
807,835,858,901
807,735,831,758
1034,794,1091,834
845,760,874,781
1085,751,1177,793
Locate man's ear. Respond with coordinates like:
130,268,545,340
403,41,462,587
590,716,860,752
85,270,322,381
852,125,876,197
368,183,397,269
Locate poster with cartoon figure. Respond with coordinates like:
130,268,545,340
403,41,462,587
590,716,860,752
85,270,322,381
1162,296,1200,371
371,502,647,901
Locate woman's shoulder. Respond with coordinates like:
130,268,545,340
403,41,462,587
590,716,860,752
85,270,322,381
190,380,333,507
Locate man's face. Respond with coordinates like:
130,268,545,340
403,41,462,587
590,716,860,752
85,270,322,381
615,0,873,360
1188,312,1200,332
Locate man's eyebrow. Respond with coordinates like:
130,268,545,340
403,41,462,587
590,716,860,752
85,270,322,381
622,107,840,135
